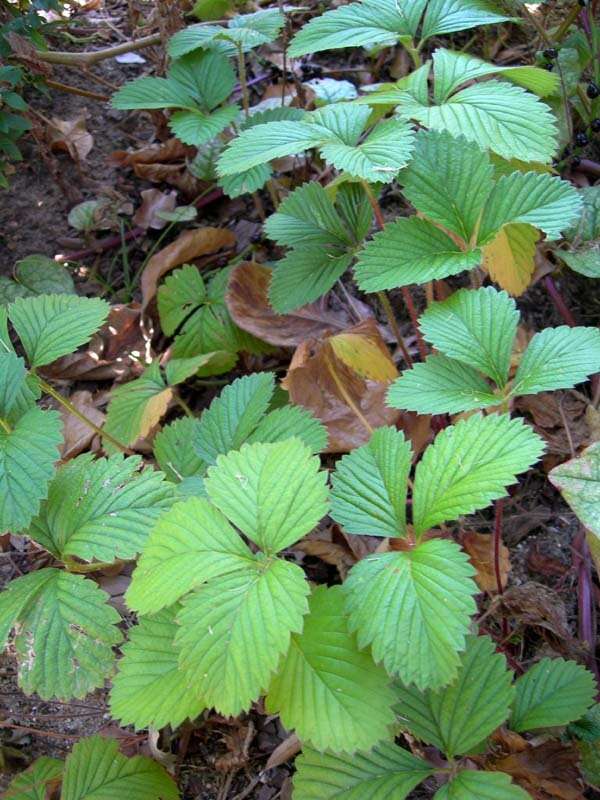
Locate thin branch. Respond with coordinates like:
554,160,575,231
34,33,162,67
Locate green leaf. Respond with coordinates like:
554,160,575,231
306,77,358,104
158,265,206,336
293,743,434,800
168,50,235,109
204,439,329,555
511,657,596,732
330,426,412,538
126,496,255,614
169,105,238,146
270,249,354,313
419,0,509,40
112,76,197,110
565,186,600,242
0,351,28,417
0,569,121,700
396,635,514,756
512,326,600,397
398,80,557,164
0,407,62,534
29,454,174,563
418,286,519,386
550,442,600,538
193,371,274,464
354,216,481,292
412,413,544,535
61,735,178,800
110,606,205,730
248,405,328,453
3,757,63,800
153,416,206,482
266,585,396,753
557,243,600,278
8,294,108,368
176,557,309,715
217,120,324,175
343,539,477,690
103,362,172,451
434,770,532,800
478,172,583,244
14,254,75,296
387,355,500,414
400,130,493,242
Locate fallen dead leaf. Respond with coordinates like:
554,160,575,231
462,531,510,593
516,392,590,461
486,741,585,799
295,530,358,580
110,138,195,166
60,390,105,460
266,734,301,770
141,227,236,313
48,111,94,161
282,319,400,452
226,262,358,346
133,189,178,230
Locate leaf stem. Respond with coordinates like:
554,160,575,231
237,43,251,118
175,392,195,417
493,498,510,639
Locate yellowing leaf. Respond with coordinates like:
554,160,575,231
328,328,398,381
482,223,539,296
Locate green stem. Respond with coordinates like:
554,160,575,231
175,392,195,417
237,43,250,118
0,417,11,434
555,2,582,41
63,556,121,574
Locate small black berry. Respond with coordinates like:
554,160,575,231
587,82,600,99
544,63,554,71
543,48,558,59
575,132,589,147
572,155,582,167
562,146,571,157
591,118,600,133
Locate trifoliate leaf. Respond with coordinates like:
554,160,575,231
293,743,434,800
248,405,328,453
387,355,500,414
482,222,539,296
126,496,255,614
0,569,121,700
0,407,62,534
3,756,63,800
354,216,481,292
168,105,239,146
103,362,172,451
61,735,178,800
193,371,274,463
396,635,514,756
266,585,396,753
153,416,206,482
110,606,205,730
8,294,108,367
550,442,600,539
418,286,519,386
205,439,329,555
512,326,600,397
29,454,174,563
412,413,544,535
511,657,596,732
330,426,412,538
176,557,308,715
343,539,477,690
434,770,532,800
400,130,493,242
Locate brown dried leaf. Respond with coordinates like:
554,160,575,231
462,531,510,593
48,111,94,161
282,319,399,452
5,32,52,77
60,390,105,460
133,189,178,230
516,392,590,457
265,734,301,770
295,531,357,580
487,741,585,800
226,262,355,346
132,162,201,196
110,138,194,166
141,227,236,312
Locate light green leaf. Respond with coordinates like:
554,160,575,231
14,254,75,296
396,635,514,756
478,172,583,244
0,569,121,700
418,286,519,386
512,326,600,397
8,294,108,368
420,0,509,40
293,743,434,800
169,105,239,146
511,657,596,732
126,496,254,614
110,606,205,730
266,585,396,753
217,120,324,175
270,249,354,313
61,735,178,800
168,49,235,109
176,557,309,715
306,77,358,104
354,216,481,292
193,371,274,464
435,770,532,800
0,407,62,534
158,265,206,336
248,405,328,453
112,75,195,110
330,426,412,538
205,439,329,555
412,413,544,535
343,539,477,690
550,442,600,539
29,454,174,563
387,355,500,414
557,243,600,278
565,186,600,242
400,130,493,242
3,757,62,800
153,416,205,482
